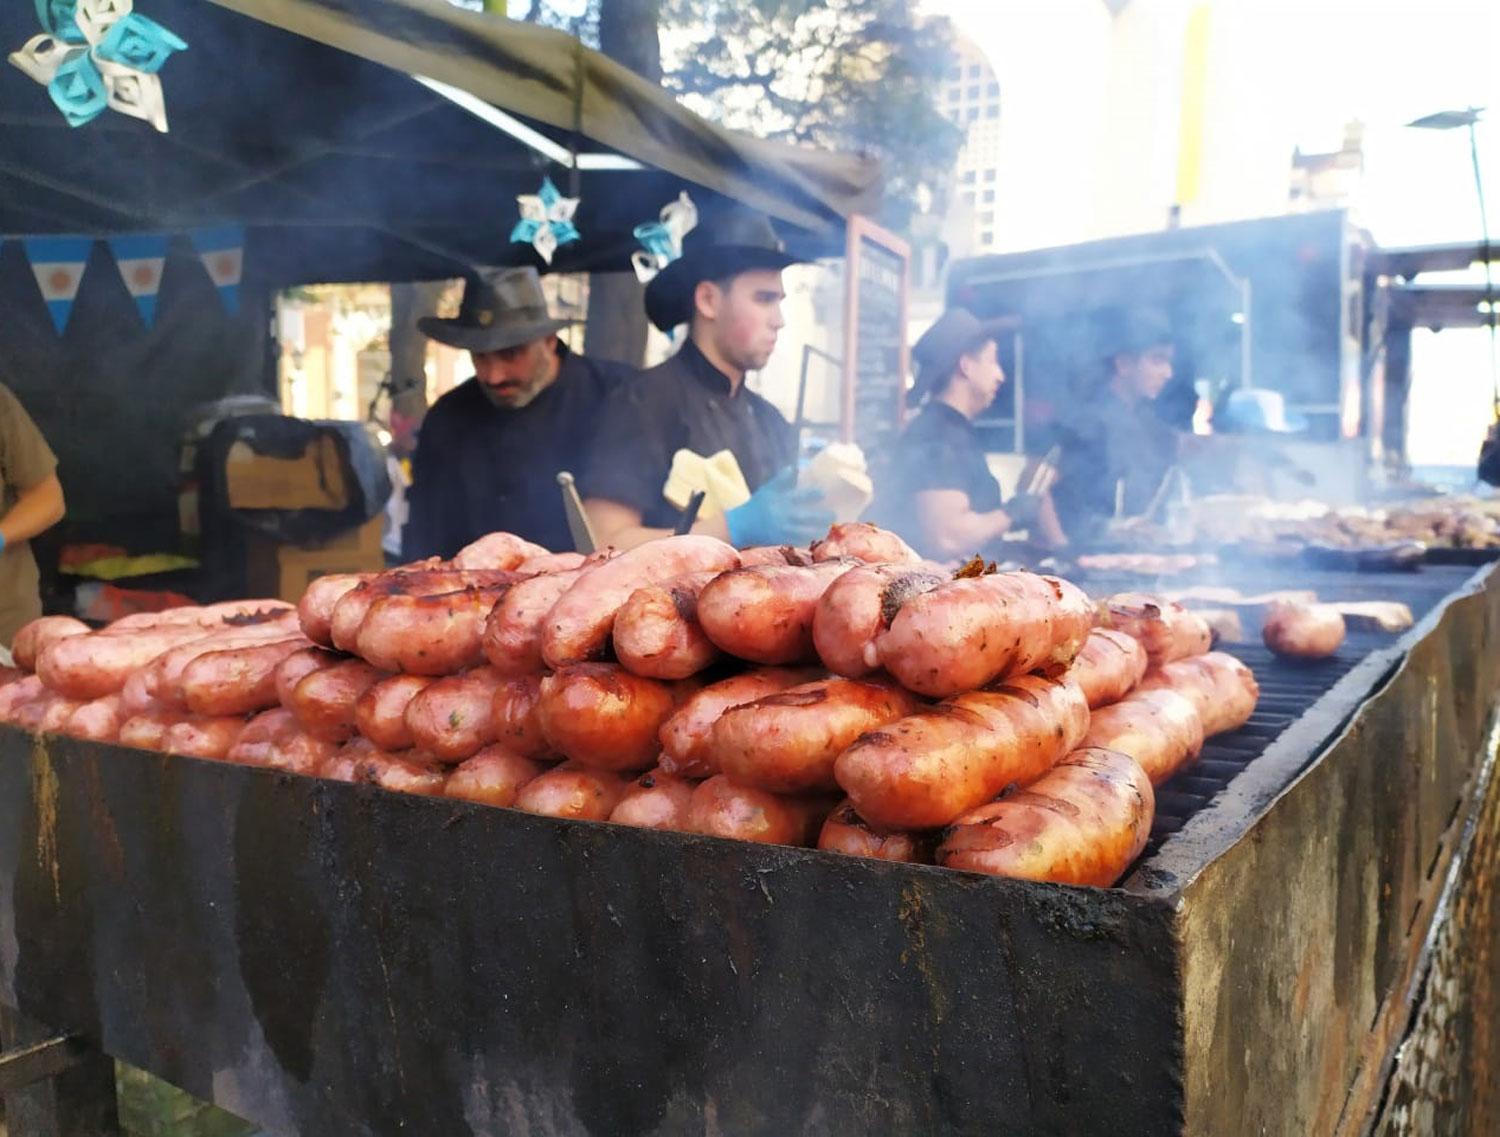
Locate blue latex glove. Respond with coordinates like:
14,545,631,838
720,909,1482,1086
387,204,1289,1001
725,467,834,548
0,532,7,553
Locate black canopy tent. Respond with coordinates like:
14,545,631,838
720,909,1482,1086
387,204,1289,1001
0,0,880,557
0,0,881,281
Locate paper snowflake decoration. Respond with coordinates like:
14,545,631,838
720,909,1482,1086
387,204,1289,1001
509,177,580,265
8,0,187,133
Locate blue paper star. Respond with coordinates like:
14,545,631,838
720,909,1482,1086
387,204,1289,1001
509,177,581,264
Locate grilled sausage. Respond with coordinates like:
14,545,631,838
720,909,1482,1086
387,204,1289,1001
12,615,90,672
274,646,343,710
834,674,1091,830
227,708,299,767
450,531,550,570
1080,688,1204,786
686,776,833,846
354,673,434,752
329,569,515,653
1097,593,1213,667
937,747,1155,887
696,560,857,665
146,617,301,709
404,667,507,763
118,667,165,717
297,573,372,646
356,583,516,676
817,800,935,863
537,664,684,772
738,545,814,567
657,667,821,778
179,636,313,717
612,570,721,679
491,674,551,759
38,695,86,734
65,694,125,742
0,673,44,720
515,550,588,574
809,522,921,565
37,625,209,700
288,659,387,742
1262,600,1346,659
608,767,698,830
366,751,448,796
117,711,179,751
264,729,340,776
1064,629,1150,710
541,535,740,668
1137,651,1258,736
163,716,246,761
483,569,584,676
710,677,922,794
514,762,629,821
876,573,1093,698
444,745,545,808
812,563,946,678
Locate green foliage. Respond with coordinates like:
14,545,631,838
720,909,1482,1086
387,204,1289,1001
659,0,962,230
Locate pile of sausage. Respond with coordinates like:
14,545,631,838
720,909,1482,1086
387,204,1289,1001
0,524,1259,889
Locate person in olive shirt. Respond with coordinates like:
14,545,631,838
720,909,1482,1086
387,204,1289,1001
580,206,830,550
1050,309,1180,544
0,384,65,645
403,267,628,559
872,309,1060,558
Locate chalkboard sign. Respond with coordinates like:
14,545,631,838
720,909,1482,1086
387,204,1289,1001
841,217,911,456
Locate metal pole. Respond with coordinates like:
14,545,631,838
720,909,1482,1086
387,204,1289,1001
1469,118,1498,416
1240,279,1253,388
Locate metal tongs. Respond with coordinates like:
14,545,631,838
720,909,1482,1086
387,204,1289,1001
556,471,597,554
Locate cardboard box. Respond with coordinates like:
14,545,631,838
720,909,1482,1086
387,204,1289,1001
245,516,384,602
225,436,350,511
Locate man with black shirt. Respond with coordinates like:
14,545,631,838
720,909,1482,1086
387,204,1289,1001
403,267,626,559
579,206,830,550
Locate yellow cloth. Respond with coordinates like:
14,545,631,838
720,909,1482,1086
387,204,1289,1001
662,448,752,520
60,553,200,581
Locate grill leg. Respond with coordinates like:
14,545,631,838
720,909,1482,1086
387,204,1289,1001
0,1005,119,1137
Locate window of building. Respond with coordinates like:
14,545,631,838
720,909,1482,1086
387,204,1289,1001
966,107,979,123
983,169,996,183
980,231,994,245
982,189,995,203
961,170,976,184
947,66,961,81
987,82,999,98
961,192,975,208
947,87,960,102
985,104,999,119
967,85,979,99
968,64,981,78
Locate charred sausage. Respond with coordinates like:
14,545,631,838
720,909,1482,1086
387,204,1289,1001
1262,600,1346,659
514,762,629,821
608,767,698,830
296,573,373,646
875,572,1093,698
817,800,934,863
274,646,343,710
356,583,515,675
443,745,545,808
541,535,740,668
483,569,583,676
937,747,1155,887
37,625,209,700
354,673,434,751
657,667,821,778
404,667,507,763
491,674,551,759
834,674,1091,830
710,677,921,794
450,531,549,570
12,615,90,672
612,570,721,679
65,694,125,742
696,560,857,665
1063,629,1150,709
163,716,246,761
811,563,946,677
227,707,299,767
117,711,179,751
1096,593,1213,666
1137,651,1258,736
179,636,312,717
537,664,684,772
329,569,515,653
686,776,833,846
809,522,921,565
288,659,387,742
1080,688,1204,786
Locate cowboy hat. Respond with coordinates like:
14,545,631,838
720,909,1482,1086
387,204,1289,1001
908,308,1008,404
418,266,578,352
644,205,803,332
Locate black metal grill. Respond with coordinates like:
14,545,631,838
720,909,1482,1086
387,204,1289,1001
1074,563,1488,859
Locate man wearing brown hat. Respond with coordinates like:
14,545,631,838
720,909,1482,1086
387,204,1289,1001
871,309,1060,558
403,266,628,558
579,206,831,550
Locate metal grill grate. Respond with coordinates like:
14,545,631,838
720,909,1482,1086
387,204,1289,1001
1073,564,1487,859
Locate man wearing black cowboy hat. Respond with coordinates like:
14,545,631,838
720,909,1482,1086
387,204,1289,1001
1049,307,1182,544
870,309,1061,557
402,266,629,559
578,205,831,550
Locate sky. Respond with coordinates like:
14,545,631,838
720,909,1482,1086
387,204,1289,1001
926,0,1500,467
